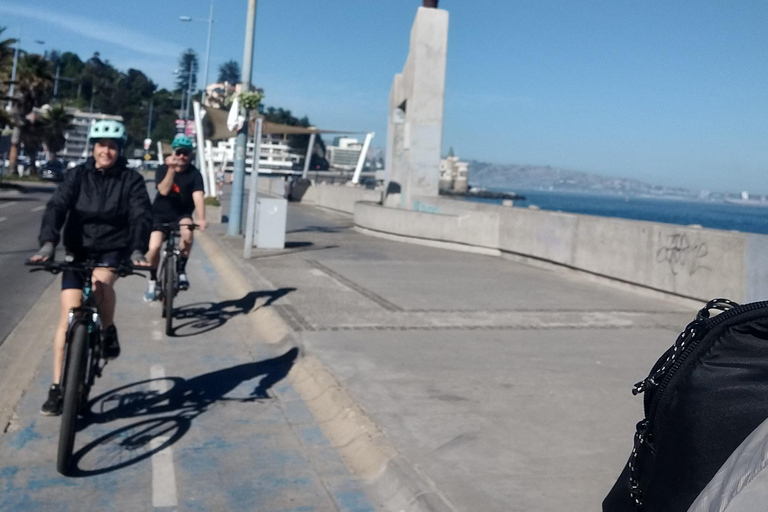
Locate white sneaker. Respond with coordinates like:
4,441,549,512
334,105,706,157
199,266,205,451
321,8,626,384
144,280,157,302
178,273,189,291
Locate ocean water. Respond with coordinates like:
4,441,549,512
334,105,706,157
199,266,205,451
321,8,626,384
467,189,768,235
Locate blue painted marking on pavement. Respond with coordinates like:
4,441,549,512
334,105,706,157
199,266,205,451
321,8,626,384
298,425,330,447
332,489,377,512
8,422,42,450
0,467,40,512
196,244,218,282
282,400,316,424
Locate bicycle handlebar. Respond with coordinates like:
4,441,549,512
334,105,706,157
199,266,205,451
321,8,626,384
156,222,200,235
26,260,154,278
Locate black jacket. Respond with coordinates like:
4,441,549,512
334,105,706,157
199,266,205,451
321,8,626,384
38,157,152,254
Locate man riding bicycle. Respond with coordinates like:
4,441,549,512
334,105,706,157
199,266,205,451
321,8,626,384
31,119,152,416
144,134,207,301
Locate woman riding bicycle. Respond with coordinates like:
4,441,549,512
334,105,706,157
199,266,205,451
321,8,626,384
31,119,153,416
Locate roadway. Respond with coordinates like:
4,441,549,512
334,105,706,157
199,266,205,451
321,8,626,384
0,183,57,347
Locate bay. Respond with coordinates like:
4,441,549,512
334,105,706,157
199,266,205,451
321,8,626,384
467,189,768,235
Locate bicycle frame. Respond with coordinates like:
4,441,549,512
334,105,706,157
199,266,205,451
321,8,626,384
61,270,104,408
157,227,184,299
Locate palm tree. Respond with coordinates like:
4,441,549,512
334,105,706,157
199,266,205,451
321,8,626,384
40,105,73,160
8,53,53,171
0,27,16,72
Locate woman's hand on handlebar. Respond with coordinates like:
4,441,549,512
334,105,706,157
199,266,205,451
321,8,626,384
30,242,54,262
130,250,151,267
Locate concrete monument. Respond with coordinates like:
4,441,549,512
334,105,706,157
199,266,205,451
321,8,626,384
385,6,449,208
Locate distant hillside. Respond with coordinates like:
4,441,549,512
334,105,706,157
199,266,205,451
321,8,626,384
467,161,693,197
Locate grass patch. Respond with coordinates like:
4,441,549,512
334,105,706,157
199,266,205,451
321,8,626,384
204,196,221,207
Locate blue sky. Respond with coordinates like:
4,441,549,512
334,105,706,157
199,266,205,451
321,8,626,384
2,1,768,194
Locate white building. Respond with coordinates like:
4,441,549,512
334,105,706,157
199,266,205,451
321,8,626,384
206,133,301,173
326,137,363,171
439,155,468,193
61,110,124,162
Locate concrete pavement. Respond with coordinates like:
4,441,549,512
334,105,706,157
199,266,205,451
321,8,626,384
0,217,376,511
210,199,698,512
0,182,704,512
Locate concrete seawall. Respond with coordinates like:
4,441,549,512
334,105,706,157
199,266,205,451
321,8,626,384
255,179,767,302
356,199,768,303
258,178,382,214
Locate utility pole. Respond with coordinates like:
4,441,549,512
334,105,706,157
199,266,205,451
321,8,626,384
6,30,20,111
185,59,194,121
146,98,154,139
202,1,214,105
227,0,257,236
53,64,60,98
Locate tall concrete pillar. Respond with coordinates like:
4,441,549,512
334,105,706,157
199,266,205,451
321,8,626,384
385,7,449,209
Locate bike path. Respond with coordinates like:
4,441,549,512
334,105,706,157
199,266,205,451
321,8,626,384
0,236,376,511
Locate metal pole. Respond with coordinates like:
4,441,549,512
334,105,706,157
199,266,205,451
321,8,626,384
227,0,257,236
244,118,263,258
192,100,210,196
301,132,316,180
53,64,60,99
7,32,20,110
146,98,154,139
351,132,375,185
202,1,214,105
185,60,194,121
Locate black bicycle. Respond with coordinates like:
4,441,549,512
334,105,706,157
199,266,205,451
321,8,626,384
26,259,148,475
155,223,198,336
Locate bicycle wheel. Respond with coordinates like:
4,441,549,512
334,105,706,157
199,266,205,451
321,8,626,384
164,255,176,336
58,322,89,476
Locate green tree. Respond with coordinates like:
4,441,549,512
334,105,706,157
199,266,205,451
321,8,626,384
263,106,325,157
217,60,240,84
176,49,199,94
39,105,74,160
8,52,53,171
58,51,84,100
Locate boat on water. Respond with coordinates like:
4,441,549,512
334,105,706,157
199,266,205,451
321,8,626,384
440,186,525,201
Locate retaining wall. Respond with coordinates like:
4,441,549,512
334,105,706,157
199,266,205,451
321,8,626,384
354,200,768,303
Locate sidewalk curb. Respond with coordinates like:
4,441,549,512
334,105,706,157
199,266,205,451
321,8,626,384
0,279,59,434
196,230,458,512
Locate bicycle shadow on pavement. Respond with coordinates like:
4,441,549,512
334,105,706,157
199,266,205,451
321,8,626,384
170,288,296,337
69,347,299,477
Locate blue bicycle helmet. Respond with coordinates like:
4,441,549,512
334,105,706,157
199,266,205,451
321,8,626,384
171,134,194,150
89,119,127,144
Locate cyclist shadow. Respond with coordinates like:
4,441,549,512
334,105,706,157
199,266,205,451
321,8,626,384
171,288,296,337
69,347,299,477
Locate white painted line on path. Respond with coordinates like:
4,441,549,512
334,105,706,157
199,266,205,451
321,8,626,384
309,268,352,292
31,205,46,212
0,217,7,223
0,202,14,209
149,364,178,508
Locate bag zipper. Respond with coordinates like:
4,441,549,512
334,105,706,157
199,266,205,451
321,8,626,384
644,299,768,422
627,298,768,508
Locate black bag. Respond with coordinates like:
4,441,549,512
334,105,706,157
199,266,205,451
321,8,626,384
603,298,768,512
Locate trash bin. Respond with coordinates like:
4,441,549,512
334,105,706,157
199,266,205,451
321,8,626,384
254,197,287,249
289,178,312,202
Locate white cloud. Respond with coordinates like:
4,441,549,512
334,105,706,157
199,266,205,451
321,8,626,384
0,3,183,58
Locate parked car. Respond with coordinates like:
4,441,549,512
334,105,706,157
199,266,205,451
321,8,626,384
39,160,65,182
67,159,86,170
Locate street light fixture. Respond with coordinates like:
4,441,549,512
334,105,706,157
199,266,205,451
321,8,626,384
179,1,214,105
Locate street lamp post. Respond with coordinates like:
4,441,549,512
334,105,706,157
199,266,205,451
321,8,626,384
227,0,257,237
180,0,214,105
6,31,45,111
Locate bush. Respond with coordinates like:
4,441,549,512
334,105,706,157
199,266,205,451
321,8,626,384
204,196,220,207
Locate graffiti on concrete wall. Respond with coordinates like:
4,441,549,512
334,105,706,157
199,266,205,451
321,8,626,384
655,232,710,276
